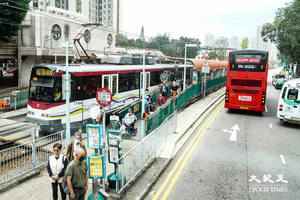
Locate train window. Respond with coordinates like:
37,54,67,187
119,73,139,92
150,71,161,86
72,76,101,101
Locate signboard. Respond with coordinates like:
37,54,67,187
88,155,105,178
108,146,120,164
108,134,121,164
96,88,112,107
234,54,263,64
236,58,260,64
87,124,103,149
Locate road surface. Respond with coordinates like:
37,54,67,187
147,70,300,200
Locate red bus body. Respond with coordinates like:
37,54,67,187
225,50,269,113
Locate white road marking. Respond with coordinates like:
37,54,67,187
223,124,240,142
229,131,237,141
269,123,273,129
280,155,286,165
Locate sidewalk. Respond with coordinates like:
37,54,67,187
0,108,27,119
0,88,224,200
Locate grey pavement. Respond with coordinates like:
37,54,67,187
146,69,300,200
0,108,27,119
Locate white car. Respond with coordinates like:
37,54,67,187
277,78,300,124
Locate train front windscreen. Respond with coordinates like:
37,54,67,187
29,67,63,103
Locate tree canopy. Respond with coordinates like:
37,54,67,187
240,38,249,49
0,0,29,41
261,0,300,63
116,33,201,58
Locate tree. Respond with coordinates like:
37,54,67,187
0,0,29,41
208,51,218,60
261,0,300,63
240,38,249,49
115,32,201,58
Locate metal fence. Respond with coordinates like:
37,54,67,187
116,113,177,193
0,130,64,189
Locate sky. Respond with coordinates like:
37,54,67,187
119,0,291,40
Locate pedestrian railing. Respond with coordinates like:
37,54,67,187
0,130,64,189
116,113,177,194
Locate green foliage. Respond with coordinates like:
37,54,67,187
261,0,300,63
240,38,249,49
0,0,29,40
208,51,218,59
116,33,201,58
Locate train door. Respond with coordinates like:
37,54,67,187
140,72,150,89
102,74,119,95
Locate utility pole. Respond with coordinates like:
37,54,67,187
65,41,71,143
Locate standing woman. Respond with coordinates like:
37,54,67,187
47,143,68,200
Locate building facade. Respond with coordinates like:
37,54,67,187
18,0,118,87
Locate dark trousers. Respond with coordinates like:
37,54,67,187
69,188,85,200
51,182,66,200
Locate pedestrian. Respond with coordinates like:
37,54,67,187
66,131,87,162
171,80,179,97
65,147,88,200
47,143,68,200
157,92,167,106
122,108,137,136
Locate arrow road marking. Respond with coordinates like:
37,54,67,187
223,124,240,142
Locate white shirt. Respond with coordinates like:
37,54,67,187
124,113,137,126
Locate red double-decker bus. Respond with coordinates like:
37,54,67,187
225,50,269,113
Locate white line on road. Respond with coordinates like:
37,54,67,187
280,155,286,165
269,123,273,129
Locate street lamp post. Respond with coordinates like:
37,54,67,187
141,50,146,138
65,40,71,143
184,43,198,91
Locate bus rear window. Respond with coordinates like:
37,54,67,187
287,88,299,100
231,64,265,72
231,79,261,87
